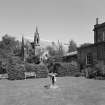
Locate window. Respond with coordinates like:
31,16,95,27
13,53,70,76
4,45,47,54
97,32,102,42
86,53,93,65
103,31,105,41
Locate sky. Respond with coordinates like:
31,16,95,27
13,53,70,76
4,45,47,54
0,0,105,46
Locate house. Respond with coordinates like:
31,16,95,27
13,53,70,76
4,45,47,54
63,51,78,62
78,18,105,69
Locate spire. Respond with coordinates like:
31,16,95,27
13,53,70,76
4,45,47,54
96,17,99,25
34,26,40,56
36,26,38,33
34,26,40,45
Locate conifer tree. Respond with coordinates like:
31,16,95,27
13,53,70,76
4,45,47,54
21,36,24,61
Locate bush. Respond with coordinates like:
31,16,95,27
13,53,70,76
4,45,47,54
83,67,98,79
82,61,105,79
25,63,37,72
0,61,7,74
26,56,40,64
7,57,25,80
95,76,105,80
47,62,80,77
94,61,105,77
36,63,49,78
73,72,82,77
25,63,48,78
7,63,25,80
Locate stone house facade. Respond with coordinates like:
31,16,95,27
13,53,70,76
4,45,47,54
78,19,105,69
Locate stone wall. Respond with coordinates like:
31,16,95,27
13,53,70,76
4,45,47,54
78,42,105,68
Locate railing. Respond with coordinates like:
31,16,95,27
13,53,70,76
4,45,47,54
0,74,8,79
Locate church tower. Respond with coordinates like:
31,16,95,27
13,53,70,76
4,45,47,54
34,26,40,56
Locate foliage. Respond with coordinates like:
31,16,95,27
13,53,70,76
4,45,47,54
83,67,97,78
57,40,65,57
68,40,77,53
0,34,21,59
46,41,65,58
0,34,18,53
25,63,37,72
7,56,48,80
94,61,105,77
20,36,24,60
47,62,79,77
7,56,25,80
0,61,7,74
13,40,21,56
82,61,105,79
26,55,40,64
46,45,56,57
25,63,48,78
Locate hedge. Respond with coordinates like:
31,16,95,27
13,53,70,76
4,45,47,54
7,63,25,80
48,62,80,77
6,55,49,80
25,63,49,78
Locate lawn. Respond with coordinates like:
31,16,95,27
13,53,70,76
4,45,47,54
0,77,105,105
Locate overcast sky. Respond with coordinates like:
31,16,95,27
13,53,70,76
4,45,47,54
0,0,105,46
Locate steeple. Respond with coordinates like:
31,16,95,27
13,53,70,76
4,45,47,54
96,17,99,25
36,26,38,33
34,26,40,45
34,26,40,56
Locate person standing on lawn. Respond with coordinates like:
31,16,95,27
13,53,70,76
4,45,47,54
52,73,56,86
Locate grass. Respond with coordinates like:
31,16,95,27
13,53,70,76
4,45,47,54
0,77,105,105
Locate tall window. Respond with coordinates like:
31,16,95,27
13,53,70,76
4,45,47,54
103,31,105,41
86,53,93,65
97,32,102,42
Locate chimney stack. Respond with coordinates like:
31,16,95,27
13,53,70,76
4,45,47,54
96,18,99,25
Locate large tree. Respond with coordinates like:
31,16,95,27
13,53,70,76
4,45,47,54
68,40,77,53
46,41,65,57
0,34,18,58
0,34,19,58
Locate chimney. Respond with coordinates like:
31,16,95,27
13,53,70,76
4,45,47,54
96,18,99,25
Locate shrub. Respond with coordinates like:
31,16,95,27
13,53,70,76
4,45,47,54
25,62,48,78
26,56,40,64
7,63,25,80
7,57,25,80
73,72,82,77
47,62,80,77
94,61,105,77
84,67,95,78
82,61,105,79
25,63,37,72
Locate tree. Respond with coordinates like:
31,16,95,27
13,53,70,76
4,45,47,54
68,40,77,53
46,41,65,57
20,36,24,61
1,34,16,51
46,45,56,57
57,40,65,57
0,34,18,58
